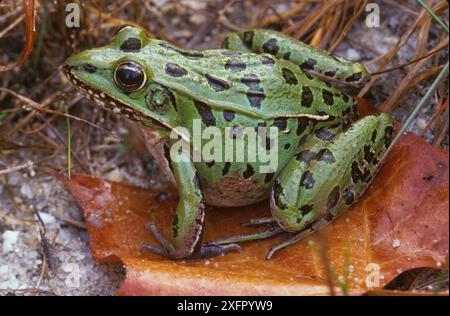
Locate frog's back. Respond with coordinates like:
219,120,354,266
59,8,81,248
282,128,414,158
145,40,353,120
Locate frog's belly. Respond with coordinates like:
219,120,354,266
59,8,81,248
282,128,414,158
202,175,270,207
140,128,270,207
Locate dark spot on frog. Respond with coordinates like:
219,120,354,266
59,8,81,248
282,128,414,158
261,56,275,65
264,137,274,150
223,110,235,121
243,31,255,47
296,150,318,164
284,143,291,150
243,164,255,179
364,144,375,163
222,161,231,176
422,175,434,181
155,191,169,203
322,89,334,106
83,62,97,73
264,172,275,183
262,38,279,55
193,172,202,193
241,74,261,87
194,100,216,126
282,68,298,85
343,190,354,205
165,63,188,77
384,125,394,146
341,93,350,103
361,168,371,182
247,90,266,108
315,128,335,141
301,86,314,108
317,148,336,164
283,51,291,60
296,117,310,136
172,214,179,238
273,180,288,210
225,60,247,72
205,74,231,91
351,161,363,183
163,143,174,173
345,72,363,83
314,128,336,141
324,70,336,77
437,161,447,169
327,186,340,210
206,160,215,168
371,130,378,142
272,118,288,131
298,204,313,217
120,37,141,52
300,58,317,71
300,171,315,189
159,43,204,59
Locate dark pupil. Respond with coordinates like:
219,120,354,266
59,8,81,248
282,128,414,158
115,63,144,92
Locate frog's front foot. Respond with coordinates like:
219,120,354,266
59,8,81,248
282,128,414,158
141,223,242,260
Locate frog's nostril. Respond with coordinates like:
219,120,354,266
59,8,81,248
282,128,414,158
83,62,97,73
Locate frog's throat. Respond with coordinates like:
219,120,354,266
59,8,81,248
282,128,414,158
63,64,187,140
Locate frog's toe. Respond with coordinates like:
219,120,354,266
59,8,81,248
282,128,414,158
242,217,277,227
140,242,166,256
191,244,242,260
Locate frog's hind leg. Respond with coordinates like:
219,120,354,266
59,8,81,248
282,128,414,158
268,113,394,259
222,29,369,88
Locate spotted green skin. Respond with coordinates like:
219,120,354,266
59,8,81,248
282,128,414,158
64,26,394,260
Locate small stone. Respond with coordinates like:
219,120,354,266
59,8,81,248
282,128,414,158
392,239,401,248
20,183,33,199
2,230,20,254
8,172,21,186
416,118,427,130
38,212,56,224
346,48,361,61
105,169,124,182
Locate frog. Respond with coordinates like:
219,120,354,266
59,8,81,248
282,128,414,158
64,26,394,260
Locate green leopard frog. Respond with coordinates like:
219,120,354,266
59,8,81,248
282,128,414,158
64,26,394,260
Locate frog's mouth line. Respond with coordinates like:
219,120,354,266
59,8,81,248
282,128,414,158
63,64,170,131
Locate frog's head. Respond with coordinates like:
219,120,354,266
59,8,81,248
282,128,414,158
64,26,179,131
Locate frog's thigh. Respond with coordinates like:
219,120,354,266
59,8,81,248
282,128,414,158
271,113,394,232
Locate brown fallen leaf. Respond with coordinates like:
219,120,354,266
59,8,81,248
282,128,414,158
62,101,449,296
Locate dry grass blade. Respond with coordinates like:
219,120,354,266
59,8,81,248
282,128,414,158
0,0,36,72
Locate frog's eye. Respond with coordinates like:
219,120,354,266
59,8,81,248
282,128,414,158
113,61,147,93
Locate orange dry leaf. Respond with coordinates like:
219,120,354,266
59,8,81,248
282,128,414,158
63,101,449,296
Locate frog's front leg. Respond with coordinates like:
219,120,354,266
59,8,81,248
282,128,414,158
142,148,240,260
223,29,369,88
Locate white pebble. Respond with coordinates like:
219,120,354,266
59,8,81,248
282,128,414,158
38,212,56,224
20,183,34,199
392,239,401,248
416,118,427,130
346,48,361,61
2,230,20,254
